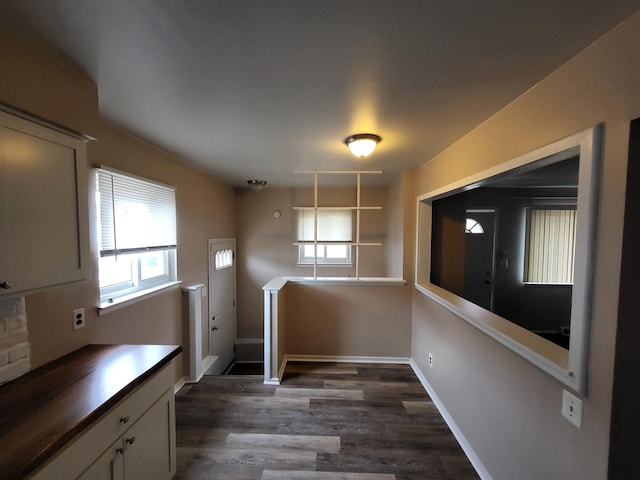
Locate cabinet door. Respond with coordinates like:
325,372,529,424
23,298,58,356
0,110,89,296
123,389,176,480
77,439,125,480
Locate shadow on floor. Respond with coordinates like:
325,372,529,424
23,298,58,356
225,362,264,375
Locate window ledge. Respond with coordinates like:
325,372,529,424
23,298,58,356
97,281,182,315
263,276,406,291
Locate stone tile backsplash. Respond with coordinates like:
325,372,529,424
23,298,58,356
0,296,30,385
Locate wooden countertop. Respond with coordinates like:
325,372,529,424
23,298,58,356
0,344,182,480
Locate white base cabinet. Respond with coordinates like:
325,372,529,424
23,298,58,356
29,365,176,480
78,440,124,480
78,389,175,480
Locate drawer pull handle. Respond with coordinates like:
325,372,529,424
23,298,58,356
120,416,130,424
0,281,11,290
116,447,125,455
125,436,136,445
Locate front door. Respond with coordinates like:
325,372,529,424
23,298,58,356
206,238,236,375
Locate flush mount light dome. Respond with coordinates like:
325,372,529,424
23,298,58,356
247,179,267,191
343,133,382,158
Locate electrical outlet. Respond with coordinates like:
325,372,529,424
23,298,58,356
201,286,207,298
73,308,85,330
562,389,583,429
428,353,433,368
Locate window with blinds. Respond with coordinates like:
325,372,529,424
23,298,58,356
524,207,577,284
96,167,178,305
297,209,353,264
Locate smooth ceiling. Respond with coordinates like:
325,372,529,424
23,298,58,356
3,1,640,187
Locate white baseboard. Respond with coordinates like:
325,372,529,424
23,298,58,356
277,358,287,381
283,354,412,364
265,355,411,385
409,359,492,480
174,376,187,394
185,355,218,384
202,354,216,372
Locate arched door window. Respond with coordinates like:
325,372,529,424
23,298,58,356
465,218,484,234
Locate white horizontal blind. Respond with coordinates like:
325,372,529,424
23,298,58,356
298,210,353,242
97,168,177,257
525,207,576,284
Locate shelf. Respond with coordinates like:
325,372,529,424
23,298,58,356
293,206,382,211
293,242,382,247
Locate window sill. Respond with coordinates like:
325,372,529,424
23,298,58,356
97,281,182,315
263,276,406,291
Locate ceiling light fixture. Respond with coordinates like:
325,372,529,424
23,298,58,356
344,133,382,158
247,179,267,191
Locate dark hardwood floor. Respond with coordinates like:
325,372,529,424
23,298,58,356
175,362,479,480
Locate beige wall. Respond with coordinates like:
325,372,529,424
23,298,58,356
285,283,412,359
386,171,416,282
1,28,235,383
235,186,389,342
412,11,640,479
0,29,99,137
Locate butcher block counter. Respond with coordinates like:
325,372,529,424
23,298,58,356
0,344,182,480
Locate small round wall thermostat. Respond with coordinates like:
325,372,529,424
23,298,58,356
273,210,281,218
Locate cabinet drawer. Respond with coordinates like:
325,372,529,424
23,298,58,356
28,364,173,480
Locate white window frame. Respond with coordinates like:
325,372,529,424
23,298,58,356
296,209,353,266
414,125,601,395
298,243,352,265
96,167,179,309
99,250,175,299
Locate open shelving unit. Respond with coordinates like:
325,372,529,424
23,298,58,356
293,170,383,279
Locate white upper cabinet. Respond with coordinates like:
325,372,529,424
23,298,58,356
0,109,90,296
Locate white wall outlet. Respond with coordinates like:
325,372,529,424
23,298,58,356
562,389,583,429
201,286,207,298
428,353,433,368
73,307,85,330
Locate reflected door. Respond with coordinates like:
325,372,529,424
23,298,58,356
463,210,496,311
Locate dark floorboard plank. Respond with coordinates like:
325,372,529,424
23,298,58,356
175,362,479,480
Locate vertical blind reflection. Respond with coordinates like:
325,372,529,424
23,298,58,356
525,208,577,284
